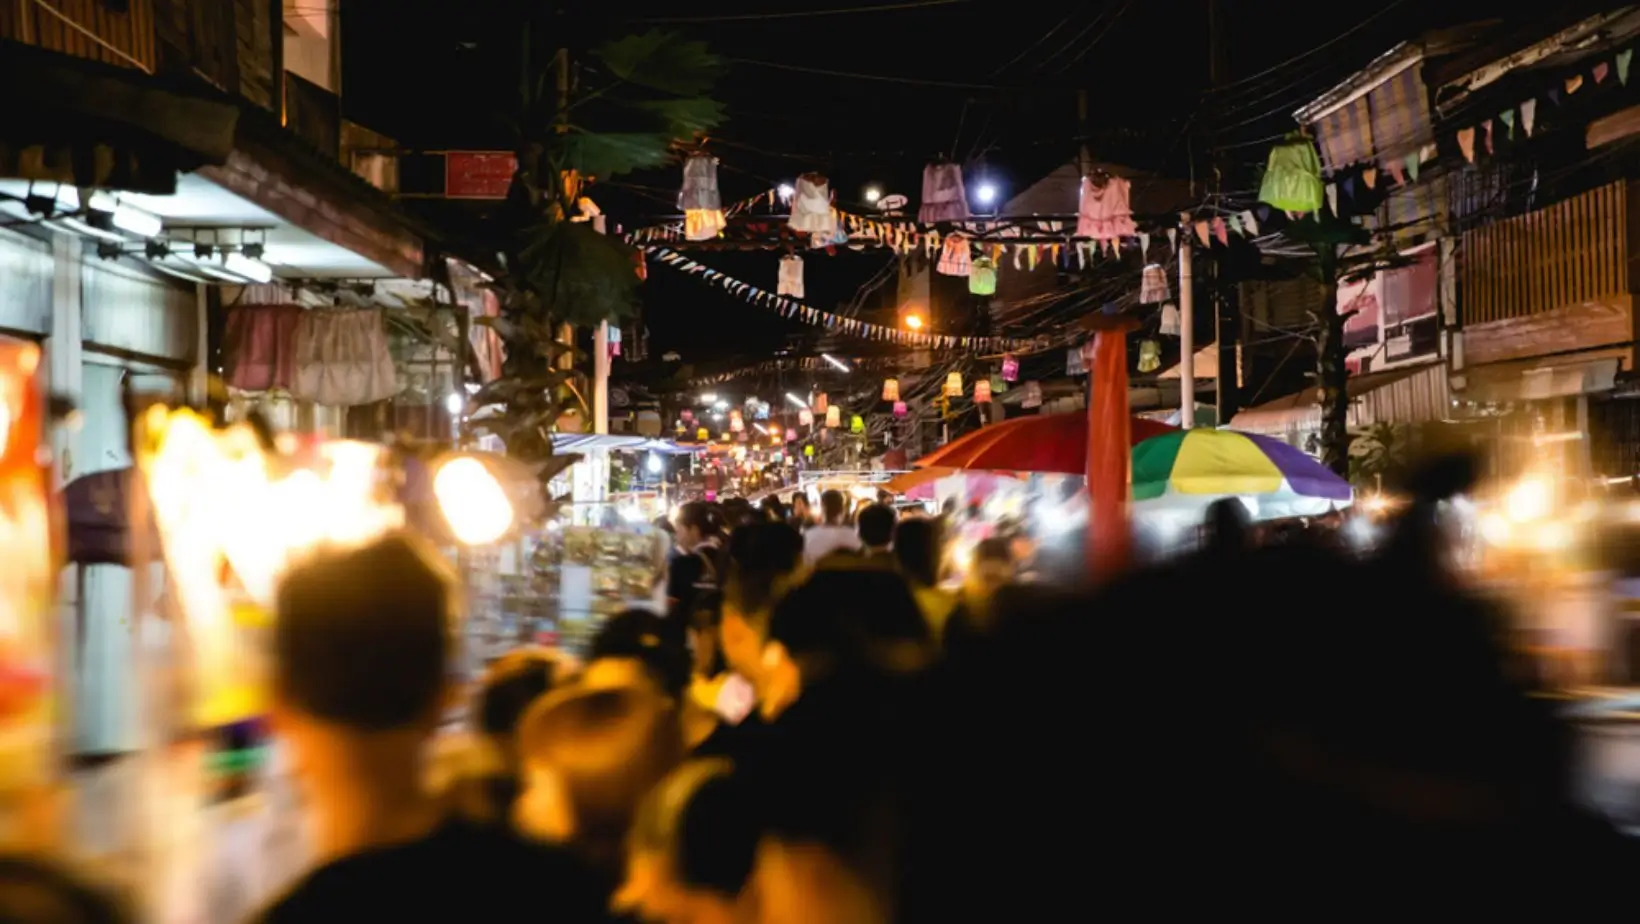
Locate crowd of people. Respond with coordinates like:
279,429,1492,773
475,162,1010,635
13,458,1640,921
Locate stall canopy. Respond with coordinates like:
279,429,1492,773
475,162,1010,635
551,435,698,454
914,413,1176,475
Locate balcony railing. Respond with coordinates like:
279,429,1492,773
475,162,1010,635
0,0,157,72
1461,179,1630,325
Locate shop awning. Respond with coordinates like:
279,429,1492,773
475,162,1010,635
1454,355,1620,404
1230,361,1449,436
551,434,697,454
0,40,240,194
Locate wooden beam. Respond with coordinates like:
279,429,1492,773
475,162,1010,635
1588,103,1640,149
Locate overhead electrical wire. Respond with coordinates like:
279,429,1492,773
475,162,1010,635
991,12,1076,76
1201,0,1412,96
728,57,1008,90
633,0,973,24
1051,2,1131,74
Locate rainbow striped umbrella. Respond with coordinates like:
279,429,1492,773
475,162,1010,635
1131,429,1351,519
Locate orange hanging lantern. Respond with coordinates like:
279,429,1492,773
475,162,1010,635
815,393,829,414
825,406,841,428
882,378,900,402
974,378,992,403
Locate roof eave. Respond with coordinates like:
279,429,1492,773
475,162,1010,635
1294,42,1425,125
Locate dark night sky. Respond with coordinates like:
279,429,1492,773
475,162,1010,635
337,0,1508,369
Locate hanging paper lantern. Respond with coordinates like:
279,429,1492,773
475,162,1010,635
804,444,815,458
825,405,841,428
681,154,727,241
798,408,813,426
943,372,963,397
968,256,997,295
882,378,900,402
893,400,908,418
990,375,1005,396
786,428,798,442
815,393,829,414
1022,381,1043,409
722,432,732,442
729,410,744,432
1001,355,1018,382
681,409,694,423
974,379,992,403
850,414,864,433
1138,339,1161,373
1258,134,1324,213
697,427,709,441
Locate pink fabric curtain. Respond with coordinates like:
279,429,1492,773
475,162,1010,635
221,305,301,392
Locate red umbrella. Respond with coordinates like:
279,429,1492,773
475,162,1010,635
913,413,1178,474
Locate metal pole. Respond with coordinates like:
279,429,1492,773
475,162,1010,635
1179,235,1195,427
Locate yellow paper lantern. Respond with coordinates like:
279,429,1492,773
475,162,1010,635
825,406,841,428
882,378,900,401
943,372,963,397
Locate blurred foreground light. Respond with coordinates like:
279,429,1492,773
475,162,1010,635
444,392,464,416
646,453,663,474
976,183,998,205
1478,512,1512,546
1360,494,1391,517
434,456,513,545
904,313,925,331
864,186,882,203
1505,475,1553,523
777,183,795,199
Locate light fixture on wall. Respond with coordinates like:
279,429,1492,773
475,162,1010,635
222,252,273,284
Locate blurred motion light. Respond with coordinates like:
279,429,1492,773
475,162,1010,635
822,353,850,372
646,453,663,474
976,183,998,205
778,183,795,199
433,456,513,545
904,313,925,331
863,187,882,203
700,393,718,404
444,392,464,416
784,392,808,409
1505,475,1552,523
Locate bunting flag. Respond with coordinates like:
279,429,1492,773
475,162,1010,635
686,354,909,387
647,247,1039,352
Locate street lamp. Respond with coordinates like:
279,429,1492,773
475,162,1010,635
863,186,882,204
904,313,925,331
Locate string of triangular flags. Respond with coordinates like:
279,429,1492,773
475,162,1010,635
648,246,1041,352
686,354,910,388
1315,43,1635,211
635,197,1269,265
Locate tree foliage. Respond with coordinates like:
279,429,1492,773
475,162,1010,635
467,28,724,495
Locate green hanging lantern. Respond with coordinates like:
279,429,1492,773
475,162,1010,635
1258,134,1324,213
850,414,864,433
1138,339,1161,373
968,256,997,295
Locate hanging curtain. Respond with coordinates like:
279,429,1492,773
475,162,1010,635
222,305,302,392
680,155,726,241
291,309,397,407
936,235,971,276
1077,174,1137,240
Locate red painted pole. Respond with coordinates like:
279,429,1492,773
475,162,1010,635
1085,329,1133,579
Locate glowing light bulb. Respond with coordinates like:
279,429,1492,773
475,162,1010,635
1504,475,1552,523
646,453,663,474
434,457,514,545
777,183,795,198
864,187,882,203
976,183,997,204
444,392,464,416
904,313,925,331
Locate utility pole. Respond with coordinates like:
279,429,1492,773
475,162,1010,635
1179,234,1195,427
1208,0,1238,424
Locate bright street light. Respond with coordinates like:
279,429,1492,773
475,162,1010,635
778,182,795,198
646,453,663,474
700,393,717,404
904,313,925,331
863,186,881,203
976,182,998,205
